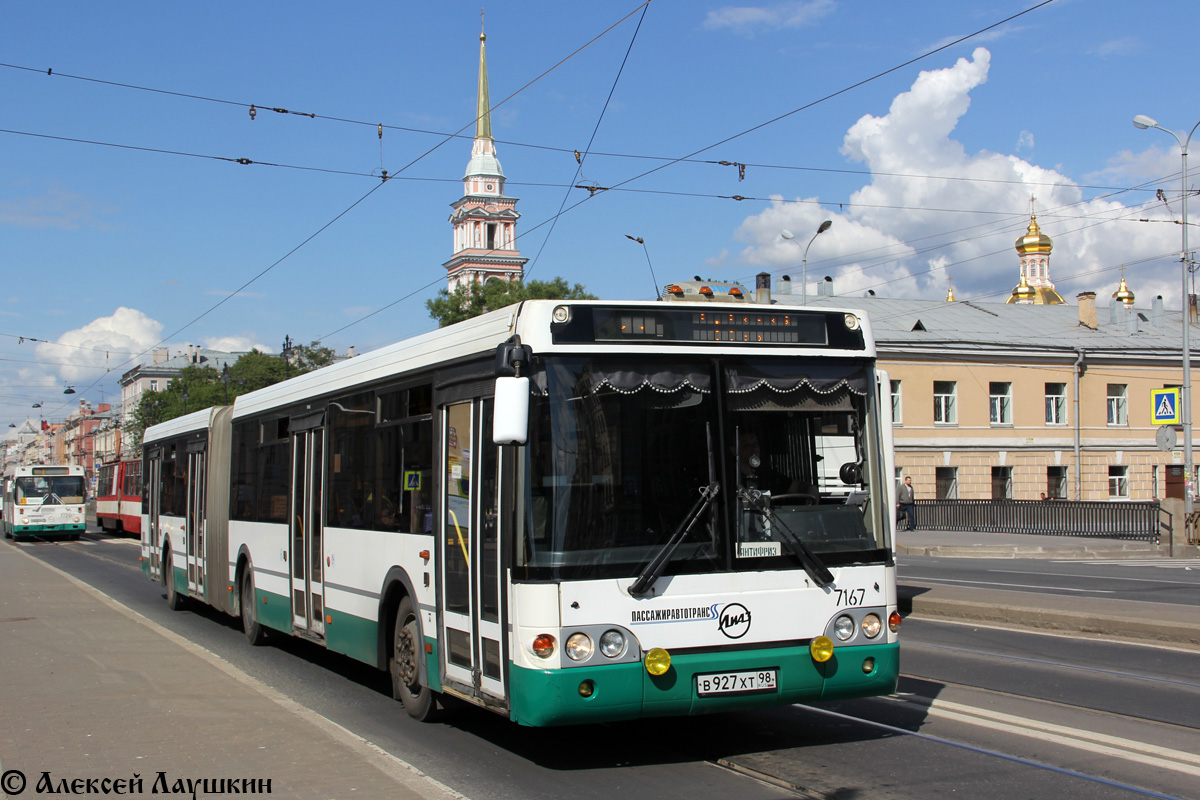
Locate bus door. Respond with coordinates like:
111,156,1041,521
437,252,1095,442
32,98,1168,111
146,451,163,581
440,397,506,703
185,442,206,597
289,413,325,638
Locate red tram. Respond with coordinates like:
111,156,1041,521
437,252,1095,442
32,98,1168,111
95,458,142,535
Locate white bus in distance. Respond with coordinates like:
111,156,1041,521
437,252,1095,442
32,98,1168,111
3,465,88,540
141,277,899,727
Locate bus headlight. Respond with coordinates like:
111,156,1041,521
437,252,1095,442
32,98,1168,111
861,614,882,639
552,305,571,324
833,615,855,641
844,314,860,331
599,630,626,658
565,632,593,661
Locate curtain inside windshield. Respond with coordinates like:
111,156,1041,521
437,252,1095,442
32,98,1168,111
517,356,885,582
522,358,720,580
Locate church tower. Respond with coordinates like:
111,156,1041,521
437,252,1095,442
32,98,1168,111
1007,200,1064,305
443,21,527,293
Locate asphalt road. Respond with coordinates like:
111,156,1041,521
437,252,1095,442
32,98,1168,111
8,529,1199,800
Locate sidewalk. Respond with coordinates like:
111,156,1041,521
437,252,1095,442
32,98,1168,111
895,528,1200,649
0,545,462,800
897,527,1199,559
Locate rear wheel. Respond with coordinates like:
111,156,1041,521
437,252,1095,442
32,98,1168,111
164,545,185,610
390,596,439,721
240,569,268,646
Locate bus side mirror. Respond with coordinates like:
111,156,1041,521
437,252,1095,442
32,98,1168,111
839,462,862,485
493,377,530,445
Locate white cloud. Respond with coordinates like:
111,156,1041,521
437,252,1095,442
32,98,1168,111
34,308,163,383
727,47,1183,306
702,0,835,36
1016,130,1034,150
202,336,273,354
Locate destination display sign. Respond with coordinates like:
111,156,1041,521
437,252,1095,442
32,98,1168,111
550,306,865,349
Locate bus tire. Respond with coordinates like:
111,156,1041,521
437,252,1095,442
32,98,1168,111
164,545,186,610
390,596,439,721
240,569,268,646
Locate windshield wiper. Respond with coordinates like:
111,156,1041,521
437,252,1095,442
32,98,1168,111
629,482,720,596
738,488,834,588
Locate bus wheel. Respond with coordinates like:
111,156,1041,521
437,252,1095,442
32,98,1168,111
390,596,439,721
240,569,268,646
164,546,186,611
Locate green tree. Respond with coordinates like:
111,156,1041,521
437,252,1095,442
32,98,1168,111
291,340,337,372
122,346,333,450
426,277,596,327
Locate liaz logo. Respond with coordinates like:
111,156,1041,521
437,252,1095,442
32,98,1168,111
717,603,751,639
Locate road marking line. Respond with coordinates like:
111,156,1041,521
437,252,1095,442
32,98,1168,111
902,576,1116,593
987,569,1198,586
893,696,1200,776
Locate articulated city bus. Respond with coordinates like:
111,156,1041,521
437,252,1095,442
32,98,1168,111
3,465,88,540
96,458,143,535
142,287,899,726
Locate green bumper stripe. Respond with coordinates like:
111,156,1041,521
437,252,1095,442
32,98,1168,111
254,587,292,633
325,609,378,665
509,642,899,727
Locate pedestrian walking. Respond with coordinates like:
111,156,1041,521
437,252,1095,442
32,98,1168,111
897,475,915,530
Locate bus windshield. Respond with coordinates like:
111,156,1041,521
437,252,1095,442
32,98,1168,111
16,475,86,505
518,355,888,582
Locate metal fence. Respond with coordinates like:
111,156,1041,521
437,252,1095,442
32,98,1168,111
908,499,1167,542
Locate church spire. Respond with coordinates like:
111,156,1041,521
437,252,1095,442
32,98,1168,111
443,15,528,294
476,12,492,140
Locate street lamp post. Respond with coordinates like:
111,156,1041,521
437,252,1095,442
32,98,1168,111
282,335,294,379
1134,114,1200,515
781,221,833,305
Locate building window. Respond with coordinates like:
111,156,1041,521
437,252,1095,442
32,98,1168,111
989,382,1012,425
935,467,958,500
149,380,159,392
1108,465,1129,498
891,380,902,425
991,466,1012,499
1045,383,1067,425
1107,384,1128,426
933,381,957,425
1047,466,1068,500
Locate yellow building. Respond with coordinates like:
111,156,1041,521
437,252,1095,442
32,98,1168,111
793,208,1190,501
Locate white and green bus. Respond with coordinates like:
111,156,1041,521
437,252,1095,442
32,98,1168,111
141,286,900,726
3,465,88,540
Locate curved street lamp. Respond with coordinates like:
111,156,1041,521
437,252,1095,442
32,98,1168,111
1134,114,1200,515
781,220,833,305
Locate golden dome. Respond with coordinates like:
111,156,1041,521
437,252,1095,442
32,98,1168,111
946,284,956,302
1007,271,1036,304
1112,274,1135,307
1015,215,1053,255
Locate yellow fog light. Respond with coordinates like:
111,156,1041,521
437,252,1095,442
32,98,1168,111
578,680,594,698
810,636,834,663
644,647,672,676
862,657,876,674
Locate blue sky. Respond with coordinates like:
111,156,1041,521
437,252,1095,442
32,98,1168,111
3,0,1197,428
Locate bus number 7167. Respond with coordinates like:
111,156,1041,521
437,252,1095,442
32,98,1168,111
835,588,866,606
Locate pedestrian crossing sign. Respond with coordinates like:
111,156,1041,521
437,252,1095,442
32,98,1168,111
1152,388,1180,425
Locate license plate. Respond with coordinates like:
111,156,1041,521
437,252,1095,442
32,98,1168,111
696,669,778,696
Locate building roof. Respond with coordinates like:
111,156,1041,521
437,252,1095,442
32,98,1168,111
798,291,1183,357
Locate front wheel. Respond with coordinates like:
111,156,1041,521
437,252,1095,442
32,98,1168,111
240,569,268,646
390,596,439,721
